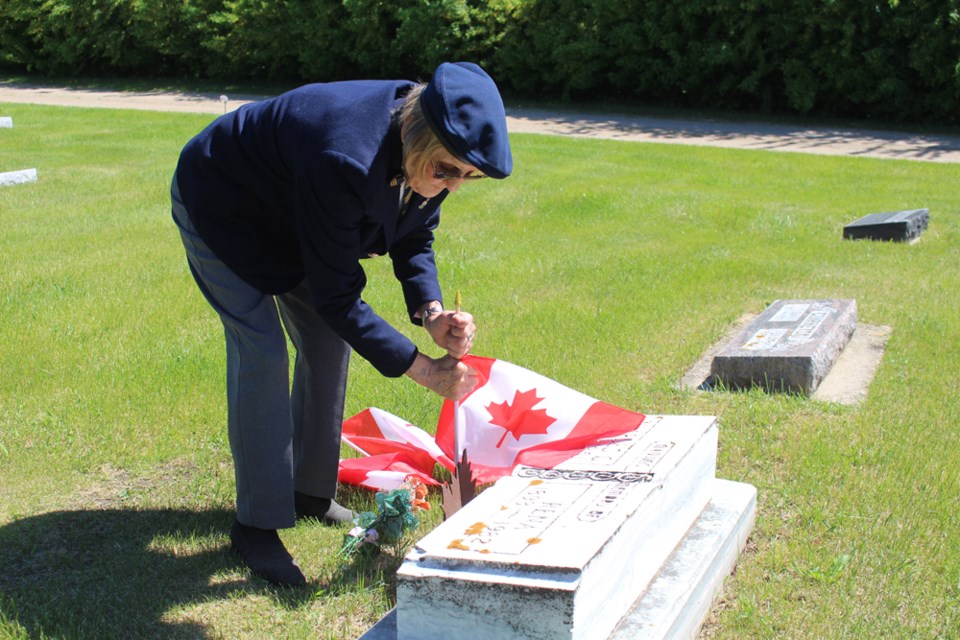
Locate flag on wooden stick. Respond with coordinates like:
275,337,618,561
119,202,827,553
337,356,646,489
435,355,646,484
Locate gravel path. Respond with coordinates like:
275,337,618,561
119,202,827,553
3,82,960,163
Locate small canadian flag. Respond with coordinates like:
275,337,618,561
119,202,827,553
337,355,646,489
436,355,646,483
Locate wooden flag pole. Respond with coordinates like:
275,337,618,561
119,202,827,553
453,289,462,467
442,290,475,518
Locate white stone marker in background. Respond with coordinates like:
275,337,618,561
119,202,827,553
1,116,39,186
0,168,38,186
359,415,756,640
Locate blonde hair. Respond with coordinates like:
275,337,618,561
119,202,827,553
395,84,449,181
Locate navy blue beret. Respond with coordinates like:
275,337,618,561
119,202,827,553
420,62,513,179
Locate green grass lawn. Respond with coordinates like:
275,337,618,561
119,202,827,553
1,101,959,639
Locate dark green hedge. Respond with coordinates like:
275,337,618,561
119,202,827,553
496,0,960,124
2,0,959,124
0,0,519,82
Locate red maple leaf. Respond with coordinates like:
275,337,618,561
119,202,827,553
485,388,557,448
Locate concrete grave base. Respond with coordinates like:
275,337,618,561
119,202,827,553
359,479,756,640
610,479,756,640
680,314,891,405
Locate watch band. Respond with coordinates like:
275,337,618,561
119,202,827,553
421,304,443,327
420,304,443,322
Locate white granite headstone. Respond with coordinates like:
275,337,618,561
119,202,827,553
363,415,755,640
0,116,12,128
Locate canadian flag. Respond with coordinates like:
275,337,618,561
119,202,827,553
338,408,451,491
337,356,646,489
435,355,646,483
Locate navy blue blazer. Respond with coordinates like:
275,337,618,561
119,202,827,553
175,80,447,377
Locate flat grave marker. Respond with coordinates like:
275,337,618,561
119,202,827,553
1,117,39,187
843,208,929,242
0,168,38,187
710,299,857,395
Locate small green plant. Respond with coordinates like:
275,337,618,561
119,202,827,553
803,553,852,586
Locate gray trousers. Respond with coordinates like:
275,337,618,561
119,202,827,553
171,178,350,529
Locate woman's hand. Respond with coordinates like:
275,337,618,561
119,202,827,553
424,309,476,359
405,353,478,401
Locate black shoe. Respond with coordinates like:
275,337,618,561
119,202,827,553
229,520,306,587
294,491,356,524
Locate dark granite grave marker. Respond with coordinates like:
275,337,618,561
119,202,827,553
843,208,928,242
711,299,857,395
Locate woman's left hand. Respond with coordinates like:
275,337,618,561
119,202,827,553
425,310,476,359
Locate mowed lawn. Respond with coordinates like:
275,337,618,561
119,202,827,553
1,101,959,639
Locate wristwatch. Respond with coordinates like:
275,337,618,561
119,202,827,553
421,304,443,326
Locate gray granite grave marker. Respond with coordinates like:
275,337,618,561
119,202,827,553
710,299,857,395
0,116,12,128
843,208,929,242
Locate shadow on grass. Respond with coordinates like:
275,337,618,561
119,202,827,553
0,507,318,639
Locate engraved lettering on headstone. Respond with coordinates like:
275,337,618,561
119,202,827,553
770,303,810,323
449,481,591,555
567,436,636,468
786,305,833,346
741,304,836,352
742,328,787,351
578,481,636,522
516,468,655,483
561,417,657,469
572,441,674,522
631,441,674,471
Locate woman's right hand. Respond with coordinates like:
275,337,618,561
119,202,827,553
405,352,478,401
424,309,476,360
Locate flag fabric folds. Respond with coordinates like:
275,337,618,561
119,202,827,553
337,356,646,488
436,355,646,483
339,408,450,491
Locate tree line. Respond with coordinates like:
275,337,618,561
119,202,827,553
2,0,958,124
